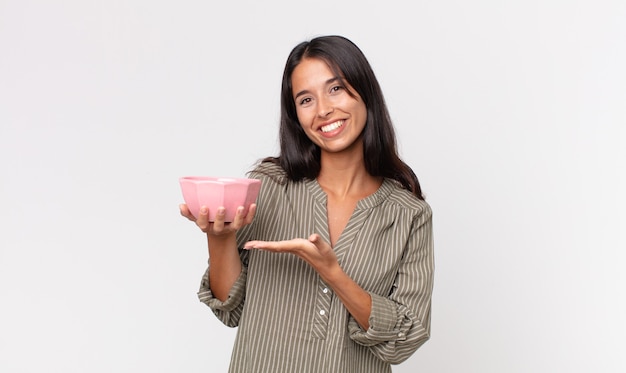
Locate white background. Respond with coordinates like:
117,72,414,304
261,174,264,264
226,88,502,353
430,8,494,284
1,1,625,372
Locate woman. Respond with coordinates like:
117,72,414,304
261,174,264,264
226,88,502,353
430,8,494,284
180,35,434,373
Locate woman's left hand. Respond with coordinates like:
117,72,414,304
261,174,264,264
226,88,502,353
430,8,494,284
245,234,372,329
244,234,341,282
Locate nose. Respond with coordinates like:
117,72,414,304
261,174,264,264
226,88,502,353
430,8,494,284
317,97,334,118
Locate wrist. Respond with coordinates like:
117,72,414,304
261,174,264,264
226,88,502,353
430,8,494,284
207,229,236,240
207,231,238,251
321,264,346,287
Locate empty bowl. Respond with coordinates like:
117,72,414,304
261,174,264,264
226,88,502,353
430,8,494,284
179,176,262,222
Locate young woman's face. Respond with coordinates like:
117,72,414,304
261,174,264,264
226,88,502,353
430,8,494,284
291,58,367,155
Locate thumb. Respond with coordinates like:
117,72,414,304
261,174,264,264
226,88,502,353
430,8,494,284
308,233,320,243
308,234,332,252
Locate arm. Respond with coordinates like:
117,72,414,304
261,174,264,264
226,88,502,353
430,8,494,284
348,206,434,364
205,226,241,301
243,205,434,363
243,234,373,329
181,203,257,327
180,204,256,300
308,234,372,330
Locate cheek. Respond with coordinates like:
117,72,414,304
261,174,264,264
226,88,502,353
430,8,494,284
352,103,368,125
295,107,313,127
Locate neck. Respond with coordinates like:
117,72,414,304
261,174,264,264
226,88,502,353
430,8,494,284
317,147,381,200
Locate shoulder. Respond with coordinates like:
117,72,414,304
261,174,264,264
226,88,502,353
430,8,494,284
247,159,289,185
385,179,433,221
248,160,287,184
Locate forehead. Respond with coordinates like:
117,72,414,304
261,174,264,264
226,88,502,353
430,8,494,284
291,58,338,88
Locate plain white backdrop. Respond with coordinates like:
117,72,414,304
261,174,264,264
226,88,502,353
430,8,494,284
1,0,625,372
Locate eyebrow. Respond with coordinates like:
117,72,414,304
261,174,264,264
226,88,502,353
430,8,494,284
293,77,341,100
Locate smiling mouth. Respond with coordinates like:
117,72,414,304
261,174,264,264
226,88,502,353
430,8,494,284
320,120,344,133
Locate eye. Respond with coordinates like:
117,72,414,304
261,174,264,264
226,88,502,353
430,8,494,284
330,85,343,94
299,97,312,106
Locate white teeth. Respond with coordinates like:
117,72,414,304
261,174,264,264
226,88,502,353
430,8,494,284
321,120,344,133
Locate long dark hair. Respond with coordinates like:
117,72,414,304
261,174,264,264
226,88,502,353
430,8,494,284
264,35,424,200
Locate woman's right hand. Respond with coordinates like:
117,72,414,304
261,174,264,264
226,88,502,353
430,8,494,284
180,203,255,301
179,203,257,237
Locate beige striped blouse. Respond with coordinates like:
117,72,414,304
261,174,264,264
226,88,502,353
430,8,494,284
198,161,434,372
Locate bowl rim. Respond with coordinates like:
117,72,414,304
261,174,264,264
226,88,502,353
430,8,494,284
179,176,261,185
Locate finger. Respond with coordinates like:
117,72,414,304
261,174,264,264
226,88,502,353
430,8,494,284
243,240,259,250
212,207,226,232
244,238,307,252
244,240,282,252
179,204,195,221
244,203,257,225
196,206,210,231
308,234,331,253
231,206,245,230
243,240,273,251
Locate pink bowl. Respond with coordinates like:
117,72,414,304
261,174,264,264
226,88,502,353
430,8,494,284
179,176,261,222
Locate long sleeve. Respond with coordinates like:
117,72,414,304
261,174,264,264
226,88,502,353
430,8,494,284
195,164,275,327
348,205,434,364
197,254,249,327
192,161,434,372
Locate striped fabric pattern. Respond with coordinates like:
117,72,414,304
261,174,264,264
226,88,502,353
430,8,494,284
198,162,434,373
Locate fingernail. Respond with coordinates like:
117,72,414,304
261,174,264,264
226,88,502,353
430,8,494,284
200,206,208,214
